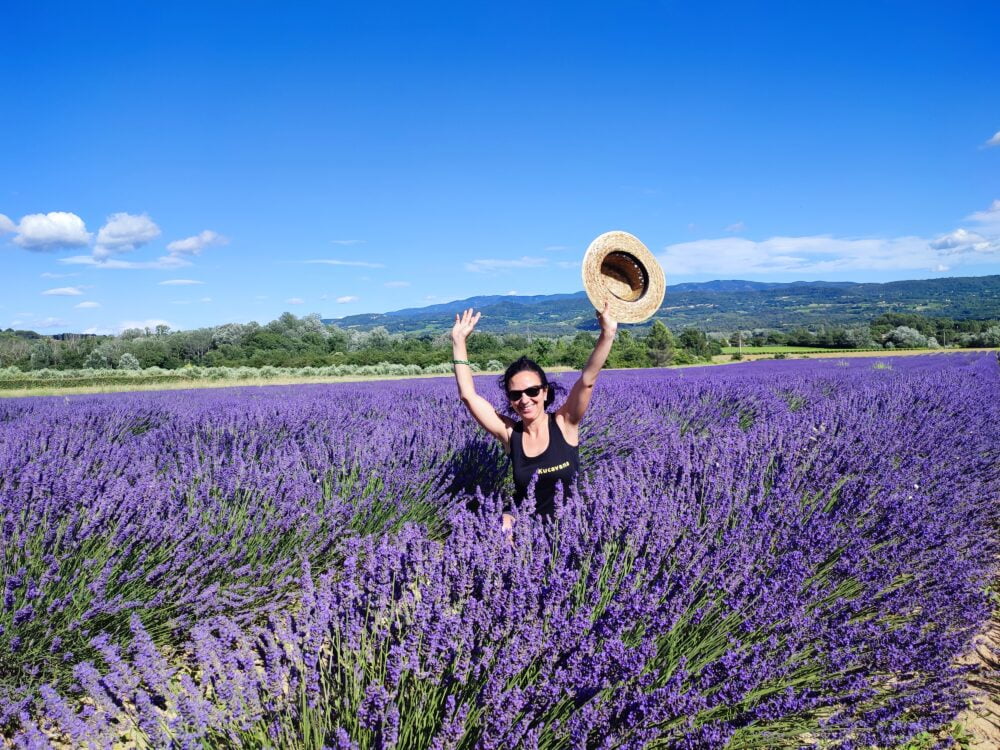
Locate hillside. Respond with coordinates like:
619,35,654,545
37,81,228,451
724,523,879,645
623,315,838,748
325,275,1000,335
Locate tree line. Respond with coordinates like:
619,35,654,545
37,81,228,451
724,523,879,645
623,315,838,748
2,311,998,373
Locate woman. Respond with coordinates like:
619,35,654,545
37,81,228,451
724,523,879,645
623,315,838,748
450,303,617,528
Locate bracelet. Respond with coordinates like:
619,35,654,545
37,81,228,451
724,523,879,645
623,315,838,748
452,359,470,366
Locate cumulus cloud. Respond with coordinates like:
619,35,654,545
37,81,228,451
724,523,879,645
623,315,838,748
913,200,1000,261
10,212,91,251
75,301,101,309
166,230,228,255
336,295,359,303
464,256,548,273
286,297,305,305
928,228,996,253
158,279,204,286
985,131,1000,148
966,199,1000,229
384,281,410,288
60,254,189,270
725,221,746,233
42,286,85,296
0,214,15,234
94,213,161,257
304,259,386,268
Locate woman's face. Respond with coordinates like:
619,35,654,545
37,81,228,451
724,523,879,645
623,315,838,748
507,370,547,420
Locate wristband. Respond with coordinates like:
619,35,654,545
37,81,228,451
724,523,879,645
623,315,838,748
452,359,470,366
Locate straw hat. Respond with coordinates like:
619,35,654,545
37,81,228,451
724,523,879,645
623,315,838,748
581,231,665,324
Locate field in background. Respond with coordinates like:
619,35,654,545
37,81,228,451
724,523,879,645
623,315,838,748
721,345,840,354
7,348,1000,398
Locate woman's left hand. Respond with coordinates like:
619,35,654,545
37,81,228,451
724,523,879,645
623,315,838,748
596,300,618,337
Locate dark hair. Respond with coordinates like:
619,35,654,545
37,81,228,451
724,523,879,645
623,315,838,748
498,356,562,411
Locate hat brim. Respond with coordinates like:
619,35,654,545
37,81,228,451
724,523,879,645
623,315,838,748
581,231,665,324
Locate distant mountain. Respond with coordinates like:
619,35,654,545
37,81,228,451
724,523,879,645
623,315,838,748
324,274,1000,335
667,279,855,293
381,292,584,317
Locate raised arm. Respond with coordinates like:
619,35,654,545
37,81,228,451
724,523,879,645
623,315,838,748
451,308,511,446
557,301,618,427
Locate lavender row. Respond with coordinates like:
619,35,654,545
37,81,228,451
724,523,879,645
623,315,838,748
2,353,998,747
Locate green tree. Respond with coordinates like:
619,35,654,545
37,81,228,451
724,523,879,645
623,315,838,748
678,328,714,359
645,320,675,367
608,329,649,368
118,353,141,370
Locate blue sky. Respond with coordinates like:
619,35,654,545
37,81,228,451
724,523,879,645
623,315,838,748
3,1,999,333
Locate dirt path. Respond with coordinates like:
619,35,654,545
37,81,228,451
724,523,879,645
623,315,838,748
957,591,1000,748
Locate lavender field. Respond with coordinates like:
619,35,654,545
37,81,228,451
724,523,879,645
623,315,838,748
1,353,998,749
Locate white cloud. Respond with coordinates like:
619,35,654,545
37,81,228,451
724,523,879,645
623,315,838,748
384,281,410,288
464,256,548,273
336,295,359,303
287,297,305,305
659,235,934,276
985,131,1000,148
928,228,995,253
94,213,161,257
158,279,205,286
40,271,78,278
725,221,746,233
75,301,101,309
556,261,580,269
330,239,365,246
60,254,189,270
659,219,1000,276
0,214,15,234
544,245,570,252
966,199,1000,229
82,325,116,335
11,212,91,251
304,259,385,268
166,230,228,255
42,286,85,296
13,313,71,329
503,290,519,295
200,297,212,303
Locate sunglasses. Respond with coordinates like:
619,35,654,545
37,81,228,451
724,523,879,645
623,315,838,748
507,384,545,401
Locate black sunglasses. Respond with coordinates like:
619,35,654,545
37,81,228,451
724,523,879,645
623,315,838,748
507,384,545,401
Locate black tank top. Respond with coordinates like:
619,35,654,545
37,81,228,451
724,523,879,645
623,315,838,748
509,412,579,517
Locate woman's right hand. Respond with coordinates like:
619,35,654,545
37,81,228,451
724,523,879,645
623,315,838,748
451,308,481,343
